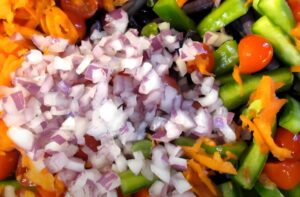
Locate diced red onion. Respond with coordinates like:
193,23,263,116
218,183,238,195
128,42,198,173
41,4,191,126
7,126,34,150
44,152,68,173
171,172,192,194
10,91,25,111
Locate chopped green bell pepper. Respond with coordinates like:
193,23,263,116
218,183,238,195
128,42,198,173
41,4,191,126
279,96,300,134
197,0,249,36
141,22,159,37
213,40,239,76
252,16,300,67
153,0,196,31
131,140,152,158
257,0,295,35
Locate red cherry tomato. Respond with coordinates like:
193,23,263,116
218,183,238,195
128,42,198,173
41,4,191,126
274,127,300,161
64,11,86,40
288,0,300,22
60,0,98,19
0,150,19,180
264,161,300,189
238,34,273,74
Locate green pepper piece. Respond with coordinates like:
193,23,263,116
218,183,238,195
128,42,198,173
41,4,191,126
219,68,294,110
153,0,196,31
255,181,285,197
141,22,159,37
213,40,239,76
219,181,244,197
120,170,155,195
279,96,300,134
252,16,300,67
131,140,152,158
257,0,295,35
201,141,247,158
282,183,300,197
197,0,249,36
173,137,196,147
233,123,276,190
0,180,21,188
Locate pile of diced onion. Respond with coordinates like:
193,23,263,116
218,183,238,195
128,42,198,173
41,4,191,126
0,9,236,196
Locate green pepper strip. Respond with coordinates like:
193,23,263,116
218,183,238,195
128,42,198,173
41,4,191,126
131,140,152,158
141,22,159,37
213,40,239,76
256,0,295,35
233,123,276,190
219,68,294,110
254,181,285,197
153,0,196,31
219,181,243,197
252,16,300,67
279,95,300,134
119,170,155,195
197,0,249,36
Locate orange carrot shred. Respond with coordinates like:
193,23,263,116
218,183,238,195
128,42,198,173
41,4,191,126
290,65,300,72
232,65,244,95
176,0,188,7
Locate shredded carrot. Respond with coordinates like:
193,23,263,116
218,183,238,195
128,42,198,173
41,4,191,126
244,0,253,7
103,0,115,12
188,160,218,196
240,76,292,160
21,155,65,195
232,65,244,95
113,0,129,6
240,115,269,153
176,0,188,7
0,120,15,152
290,65,300,72
182,145,237,175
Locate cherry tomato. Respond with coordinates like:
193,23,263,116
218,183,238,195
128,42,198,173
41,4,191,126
60,0,98,19
133,188,150,197
264,161,300,189
288,0,300,22
64,11,86,40
0,150,19,180
238,34,273,74
274,127,300,161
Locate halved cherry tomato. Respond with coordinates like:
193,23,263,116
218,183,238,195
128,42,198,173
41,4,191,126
84,134,101,152
64,11,86,40
60,0,98,19
133,188,150,197
0,149,19,180
274,127,300,161
264,161,300,189
238,34,273,74
288,0,300,22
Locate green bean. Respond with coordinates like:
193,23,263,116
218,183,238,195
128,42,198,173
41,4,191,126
279,95,300,134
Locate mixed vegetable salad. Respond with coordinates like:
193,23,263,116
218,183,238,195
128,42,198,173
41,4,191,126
0,0,300,196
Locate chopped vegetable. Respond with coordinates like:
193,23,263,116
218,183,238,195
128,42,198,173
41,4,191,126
213,40,239,76
60,0,98,19
153,0,196,31
220,68,294,110
279,96,300,134
263,161,300,189
219,181,243,197
254,177,285,197
256,0,295,35
131,140,153,158
141,22,158,37
252,16,300,67
237,34,273,74
0,150,19,181
197,0,250,36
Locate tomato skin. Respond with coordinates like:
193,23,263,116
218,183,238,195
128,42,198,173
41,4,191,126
60,0,98,19
288,0,300,22
238,34,273,74
264,161,300,189
64,11,86,40
274,127,300,161
0,150,19,180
